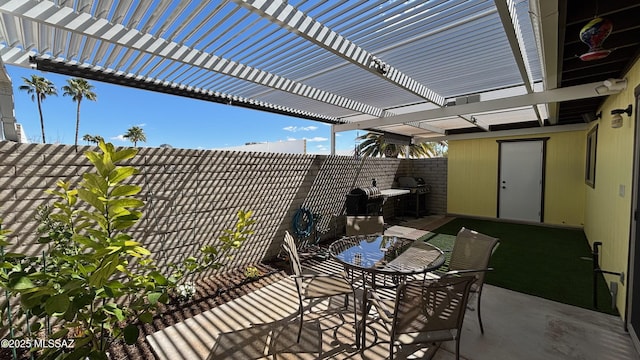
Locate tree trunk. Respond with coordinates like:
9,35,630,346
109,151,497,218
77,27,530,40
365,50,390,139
37,96,46,143
75,99,82,147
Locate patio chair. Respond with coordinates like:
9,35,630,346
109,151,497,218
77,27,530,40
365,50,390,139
281,230,358,343
440,227,500,334
346,215,385,236
363,275,476,360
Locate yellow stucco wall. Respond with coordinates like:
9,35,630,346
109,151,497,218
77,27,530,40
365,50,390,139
448,57,640,318
448,130,586,227
545,131,587,226
584,58,640,315
448,138,499,218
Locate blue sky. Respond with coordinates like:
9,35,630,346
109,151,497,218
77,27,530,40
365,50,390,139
6,64,361,154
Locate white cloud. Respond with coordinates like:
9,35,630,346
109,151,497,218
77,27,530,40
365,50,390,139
283,125,318,132
310,145,330,155
305,136,328,142
111,135,126,142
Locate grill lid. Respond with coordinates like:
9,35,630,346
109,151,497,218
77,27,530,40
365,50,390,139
349,186,382,198
398,177,426,188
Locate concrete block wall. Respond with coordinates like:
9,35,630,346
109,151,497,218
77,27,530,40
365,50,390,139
3,142,447,277
396,157,448,215
0,142,447,276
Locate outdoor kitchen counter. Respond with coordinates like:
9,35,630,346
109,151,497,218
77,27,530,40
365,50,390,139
379,188,411,197
379,189,411,219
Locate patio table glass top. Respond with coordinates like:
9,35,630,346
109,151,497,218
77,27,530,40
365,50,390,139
329,234,445,276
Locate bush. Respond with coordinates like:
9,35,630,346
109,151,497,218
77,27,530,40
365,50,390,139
0,141,254,360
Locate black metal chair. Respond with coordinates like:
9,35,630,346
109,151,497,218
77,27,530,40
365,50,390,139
281,231,358,343
363,275,476,360
441,227,500,334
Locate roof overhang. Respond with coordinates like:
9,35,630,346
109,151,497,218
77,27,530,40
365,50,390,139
1,0,638,143
31,56,340,124
335,80,625,132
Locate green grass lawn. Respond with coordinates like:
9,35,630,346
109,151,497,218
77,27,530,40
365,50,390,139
425,218,618,316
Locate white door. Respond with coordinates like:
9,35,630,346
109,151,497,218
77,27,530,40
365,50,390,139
498,140,544,222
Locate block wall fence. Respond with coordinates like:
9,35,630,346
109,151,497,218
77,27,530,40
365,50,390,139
0,141,447,277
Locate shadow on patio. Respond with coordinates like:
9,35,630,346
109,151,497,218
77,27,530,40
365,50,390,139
147,257,638,360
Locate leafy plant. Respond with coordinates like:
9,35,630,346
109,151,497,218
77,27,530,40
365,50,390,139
244,266,261,280
0,141,255,360
171,209,255,281
0,142,157,359
0,219,14,330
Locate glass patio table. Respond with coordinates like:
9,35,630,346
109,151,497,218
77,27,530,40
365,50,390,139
328,234,445,348
329,234,445,280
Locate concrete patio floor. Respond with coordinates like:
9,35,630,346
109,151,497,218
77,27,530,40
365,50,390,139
146,216,639,359
147,260,639,360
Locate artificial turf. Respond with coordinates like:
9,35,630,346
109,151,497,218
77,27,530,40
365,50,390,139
425,217,618,316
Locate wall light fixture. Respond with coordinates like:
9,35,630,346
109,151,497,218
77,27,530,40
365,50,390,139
611,105,633,128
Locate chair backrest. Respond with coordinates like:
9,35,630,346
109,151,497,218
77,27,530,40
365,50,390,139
282,231,303,277
393,276,475,337
346,215,384,236
282,231,306,308
448,227,499,286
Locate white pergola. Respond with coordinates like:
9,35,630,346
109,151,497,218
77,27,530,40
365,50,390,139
0,0,625,150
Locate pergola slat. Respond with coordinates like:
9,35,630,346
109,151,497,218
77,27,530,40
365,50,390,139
4,0,602,141
233,0,446,107
2,0,384,118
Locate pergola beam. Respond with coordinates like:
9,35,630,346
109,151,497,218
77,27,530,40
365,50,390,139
30,55,340,124
494,0,543,126
232,0,446,107
334,81,624,132
402,121,447,135
530,0,561,125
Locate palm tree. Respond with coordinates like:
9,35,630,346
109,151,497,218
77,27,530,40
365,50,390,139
356,132,395,158
82,134,104,145
18,75,57,143
356,132,447,158
123,126,146,147
62,78,97,146
404,139,447,158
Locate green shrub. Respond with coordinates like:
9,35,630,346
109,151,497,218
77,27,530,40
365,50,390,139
0,141,254,360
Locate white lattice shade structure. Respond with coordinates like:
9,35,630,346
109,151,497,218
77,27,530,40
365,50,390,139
1,0,637,144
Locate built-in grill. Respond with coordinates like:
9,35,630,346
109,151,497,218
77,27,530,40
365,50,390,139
397,176,430,217
345,186,384,215
397,176,428,193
